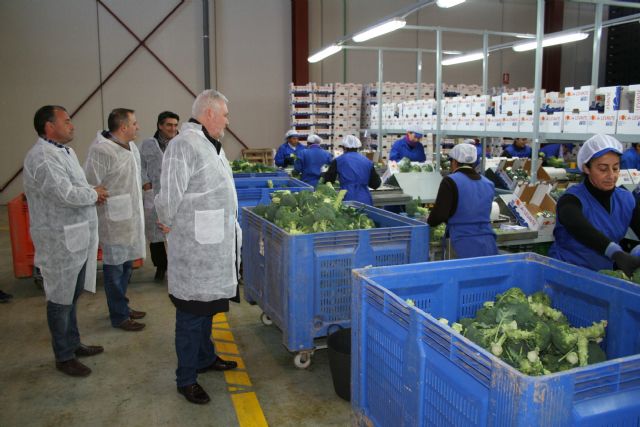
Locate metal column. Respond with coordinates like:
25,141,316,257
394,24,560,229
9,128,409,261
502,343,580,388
591,2,604,88
377,49,384,155
481,31,489,172
417,51,423,100
435,29,443,172
531,0,545,185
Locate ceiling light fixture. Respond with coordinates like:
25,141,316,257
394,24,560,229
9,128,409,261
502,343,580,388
352,18,407,43
436,0,466,8
442,52,485,66
512,32,589,52
307,44,343,63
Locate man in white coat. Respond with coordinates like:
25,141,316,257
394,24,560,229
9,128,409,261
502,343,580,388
139,111,179,282
24,105,108,377
155,90,241,405
85,108,147,332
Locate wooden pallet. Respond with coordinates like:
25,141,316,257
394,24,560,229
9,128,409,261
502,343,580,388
242,148,275,165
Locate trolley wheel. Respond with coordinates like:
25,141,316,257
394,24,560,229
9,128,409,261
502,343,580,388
260,312,273,326
294,352,312,369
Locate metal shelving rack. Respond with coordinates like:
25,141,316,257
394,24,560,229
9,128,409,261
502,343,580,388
317,0,640,183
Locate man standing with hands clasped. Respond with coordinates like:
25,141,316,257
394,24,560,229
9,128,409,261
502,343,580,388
155,90,241,405
24,105,108,377
85,108,147,332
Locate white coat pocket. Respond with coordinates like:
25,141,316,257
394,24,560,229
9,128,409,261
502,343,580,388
143,189,155,210
107,194,132,221
63,221,90,253
195,209,224,244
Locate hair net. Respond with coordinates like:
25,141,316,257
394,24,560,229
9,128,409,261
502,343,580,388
449,143,477,164
407,127,423,138
285,129,298,139
307,134,322,145
463,138,476,145
340,135,362,149
577,134,623,171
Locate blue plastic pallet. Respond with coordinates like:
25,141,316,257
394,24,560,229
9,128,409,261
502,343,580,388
234,177,312,227
351,253,640,427
242,201,429,353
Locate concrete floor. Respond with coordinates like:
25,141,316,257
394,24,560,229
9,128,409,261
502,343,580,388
0,205,350,426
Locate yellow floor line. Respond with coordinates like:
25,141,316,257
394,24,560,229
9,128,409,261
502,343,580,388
212,313,269,427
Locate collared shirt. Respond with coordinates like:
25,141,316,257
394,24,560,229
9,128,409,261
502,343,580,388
44,138,70,154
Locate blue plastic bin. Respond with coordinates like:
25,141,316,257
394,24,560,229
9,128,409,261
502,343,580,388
351,253,640,427
242,201,429,356
234,177,312,227
232,170,288,179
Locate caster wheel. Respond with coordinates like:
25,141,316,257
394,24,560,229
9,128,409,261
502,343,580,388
294,352,312,369
260,312,273,326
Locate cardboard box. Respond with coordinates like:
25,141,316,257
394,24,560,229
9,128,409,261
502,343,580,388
587,112,617,134
563,112,590,133
457,115,472,131
543,92,564,110
628,84,640,112
523,159,553,182
564,85,594,113
471,95,489,115
540,112,563,133
502,93,521,115
519,91,539,115
470,114,486,131
596,86,629,114
616,110,640,135
442,115,458,131
486,115,504,132
519,114,534,132
503,115,520,132
509,183,557,233
458,97,473,117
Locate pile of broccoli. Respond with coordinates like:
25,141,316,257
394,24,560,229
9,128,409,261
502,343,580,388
252,183,376,234
405,197,429,218
398,157,434,173
232,160,278,173
599,269,640,285
451,287,607,376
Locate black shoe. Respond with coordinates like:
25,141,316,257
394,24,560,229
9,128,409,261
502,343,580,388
154,268,166,282
75,343,104,357
56,359,91,377
177,383,210,404
117,319,146,332
129,309,146,320
197,356,238,373
0,290,12,303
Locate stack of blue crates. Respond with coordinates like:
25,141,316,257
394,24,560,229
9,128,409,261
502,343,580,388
234,177,312,227
242,201,429,353
351,253,640,426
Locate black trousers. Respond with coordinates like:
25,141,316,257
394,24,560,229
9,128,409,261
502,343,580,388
149,242,167,270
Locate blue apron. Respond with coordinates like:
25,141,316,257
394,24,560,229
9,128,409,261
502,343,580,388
447,171,498,258
336,152,374,205
549,183,634,271
389,136,426,162
504,144,532,158
275,143,305,167
295,145,332,187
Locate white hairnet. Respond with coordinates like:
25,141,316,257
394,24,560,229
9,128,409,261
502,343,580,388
285,129,298,139
307,134,322,145
340,135,362,149
577,134,623,171
463,138,476,145
407,127,424,137
449,143,477,164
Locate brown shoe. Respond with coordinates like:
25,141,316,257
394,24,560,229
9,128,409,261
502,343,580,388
56,358,91,377
117,319,145,332
129,309,146,320
177,383,210,404
75,343,104,357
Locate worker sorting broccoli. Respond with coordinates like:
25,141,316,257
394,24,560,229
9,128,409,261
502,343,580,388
252,183,376,234
449,287,607,376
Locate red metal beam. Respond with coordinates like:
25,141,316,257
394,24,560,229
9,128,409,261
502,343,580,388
292,0,309,85
542,0,564,91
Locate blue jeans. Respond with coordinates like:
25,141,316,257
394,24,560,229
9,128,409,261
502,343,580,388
103,261,133,327
47,262,87,362
175,309,217,387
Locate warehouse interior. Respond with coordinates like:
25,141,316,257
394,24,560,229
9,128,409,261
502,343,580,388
3,0,640,426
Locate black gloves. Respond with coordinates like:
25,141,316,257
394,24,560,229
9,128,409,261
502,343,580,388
612,251,640,277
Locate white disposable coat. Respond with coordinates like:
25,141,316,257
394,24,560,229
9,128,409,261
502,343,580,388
139,136,166,243
84,132,146,265
23,139,99,304
155,122,241,301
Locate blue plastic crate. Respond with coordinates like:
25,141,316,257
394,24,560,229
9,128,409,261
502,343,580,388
242,201,429,354
232,170,288,179
234,177,312,227
351,253,640,427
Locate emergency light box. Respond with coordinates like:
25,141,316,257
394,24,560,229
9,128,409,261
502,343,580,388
511,182,556,235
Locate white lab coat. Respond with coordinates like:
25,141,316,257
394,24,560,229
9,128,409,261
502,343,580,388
155,122,241,301
23,138,99,304
139,136,166,243
84,131,146,265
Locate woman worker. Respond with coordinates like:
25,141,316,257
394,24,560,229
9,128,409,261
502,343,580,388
549,134,640,277
274,129,305,168
322,135,381,205
427,142,498,259
293,134,332,187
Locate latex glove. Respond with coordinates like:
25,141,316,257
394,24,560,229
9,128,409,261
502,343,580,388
611,251,640,277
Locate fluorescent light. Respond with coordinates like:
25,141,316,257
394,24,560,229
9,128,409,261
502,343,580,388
443,50,462,55
512,32,589,52
308,44,343,63
352,18,406,43
436,0,466,8
442,52,485,66
515,34,536,39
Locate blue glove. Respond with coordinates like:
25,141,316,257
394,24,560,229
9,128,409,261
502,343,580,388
631,245,640,258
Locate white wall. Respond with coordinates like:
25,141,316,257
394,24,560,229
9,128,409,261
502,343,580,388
0,0,291,203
